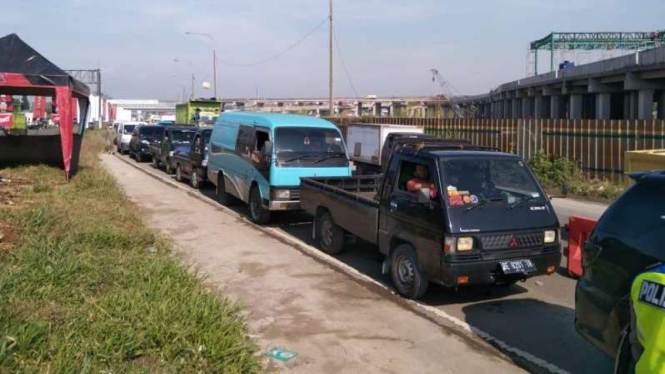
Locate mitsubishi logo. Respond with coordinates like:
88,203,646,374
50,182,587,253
510,236,519,249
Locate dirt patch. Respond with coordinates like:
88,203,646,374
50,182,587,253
0,219,19,252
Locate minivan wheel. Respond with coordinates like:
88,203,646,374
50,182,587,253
165,161,174,175
249,186,270,224
391,244,429,299
317,211,345,255
190,169,200,189
152,155,160,168
175,165,184,182
216,174,235,206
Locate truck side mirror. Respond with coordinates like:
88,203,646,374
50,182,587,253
264,140,273,156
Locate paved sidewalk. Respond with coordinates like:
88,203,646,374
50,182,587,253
102,154,523,374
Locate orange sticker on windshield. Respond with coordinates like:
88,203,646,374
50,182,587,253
463,195,471,204
449,195,464,206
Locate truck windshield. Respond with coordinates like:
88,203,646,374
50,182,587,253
275,127,348,167
171,130,194,144
140,127,164,138
440,157,544,207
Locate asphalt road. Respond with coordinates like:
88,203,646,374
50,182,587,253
123,155,613,374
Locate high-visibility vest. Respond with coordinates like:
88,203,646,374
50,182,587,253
631,264,665,374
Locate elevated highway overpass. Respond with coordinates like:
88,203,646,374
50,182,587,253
459,45,665,120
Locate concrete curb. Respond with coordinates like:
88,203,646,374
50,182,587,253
111,153,569,374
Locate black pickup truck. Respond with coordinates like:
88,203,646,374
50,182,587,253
172,128,212,188
300,141,561,299
150,126,196,174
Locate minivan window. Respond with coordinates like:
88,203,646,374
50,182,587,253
440,157,543,206
275,127,348,167
123,125,136,134
596,183,664,239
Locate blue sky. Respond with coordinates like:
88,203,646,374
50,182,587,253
3,0,664,99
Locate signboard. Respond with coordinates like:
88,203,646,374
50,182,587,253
33,96,46,119
0,94,13,113
51,113,60,125
0,113,13,128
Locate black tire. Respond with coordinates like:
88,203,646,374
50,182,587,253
128,150,134,159
165,160,174,174
152,155,160,168
191,168,201,189
175,164,184,182
390,244,429,299
248,186,270,224
216,174,235,206
614,327,636,374
316,211,345,255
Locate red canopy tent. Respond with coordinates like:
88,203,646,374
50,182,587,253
0,33,90,179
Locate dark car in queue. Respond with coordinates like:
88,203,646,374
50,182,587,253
129,125,165,162
575,170,665,360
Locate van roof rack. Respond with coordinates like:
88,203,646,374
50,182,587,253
398,140,499,154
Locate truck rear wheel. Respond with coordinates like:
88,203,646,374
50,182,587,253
165,160,174,175
175,164,184,182
191,169,201,189
249,186,270,224
391,245,429,299
216,174,235,206
317,211,345,255
152,155,160,168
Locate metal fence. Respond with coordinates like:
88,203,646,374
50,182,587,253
328,117,665,179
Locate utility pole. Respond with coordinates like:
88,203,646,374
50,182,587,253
329,0,334,116
191,74,196,100
185,32,218,99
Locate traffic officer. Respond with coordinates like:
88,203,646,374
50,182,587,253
619,263,665,374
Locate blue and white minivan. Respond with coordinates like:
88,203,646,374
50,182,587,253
208,112,351,223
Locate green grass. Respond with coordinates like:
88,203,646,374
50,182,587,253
0,131,259,373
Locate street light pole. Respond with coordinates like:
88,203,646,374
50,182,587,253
329,0,334,116
185,32,218,99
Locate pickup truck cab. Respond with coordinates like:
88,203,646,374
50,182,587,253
172,128,212,188
300,141,561,299
150,126,196,174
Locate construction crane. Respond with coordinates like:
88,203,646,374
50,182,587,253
430,69,465,118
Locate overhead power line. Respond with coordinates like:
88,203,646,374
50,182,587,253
333,29,359,99
215,17,329,67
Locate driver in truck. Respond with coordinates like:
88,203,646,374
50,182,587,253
407,164,437,199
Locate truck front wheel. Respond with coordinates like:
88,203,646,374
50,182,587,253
191,169,201,189
152,155,160,168
391,245,429,299
317,211,345,255
175,164,184,182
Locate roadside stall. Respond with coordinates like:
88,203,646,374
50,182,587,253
0,33,90,179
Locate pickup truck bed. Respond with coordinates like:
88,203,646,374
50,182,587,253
300,175,382,244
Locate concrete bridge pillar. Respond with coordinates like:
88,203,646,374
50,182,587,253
550,96,561,119
569,94,583,119
638,89,655,120
502,100,510,119
595,93,611,120
625,92,639,120
356,101,363,117
374,102,382,117
521,98,532,118
511,99,520,119
534,96,545,119
658,91,665,120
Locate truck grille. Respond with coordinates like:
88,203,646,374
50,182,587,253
289,188,300,200
480,232,543,250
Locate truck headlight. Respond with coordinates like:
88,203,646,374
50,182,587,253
141,140,150,145
169,151,174,157
544,230,557,244
457,237,474,251
271,189,290,200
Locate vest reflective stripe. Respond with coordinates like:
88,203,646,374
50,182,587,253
631,265,665,374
